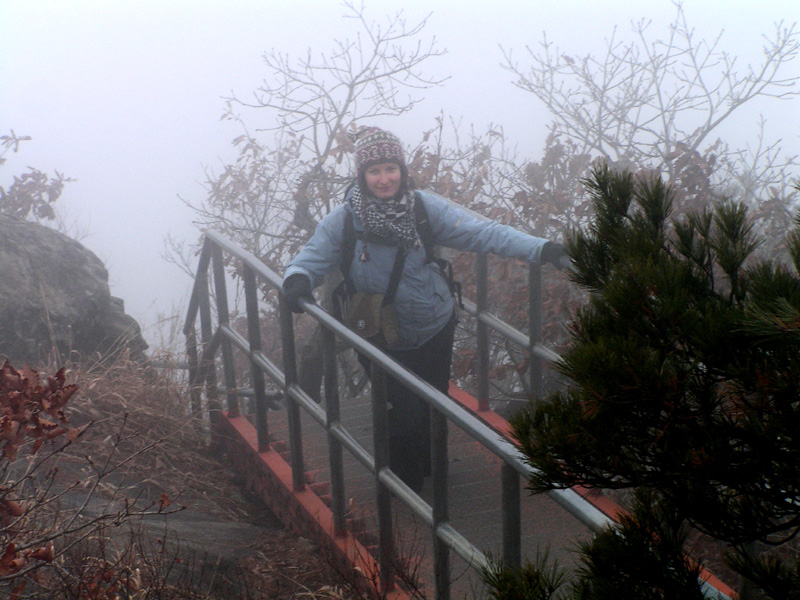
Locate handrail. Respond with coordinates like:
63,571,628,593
461,298,561,363
184,227,732,600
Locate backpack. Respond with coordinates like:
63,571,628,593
338,190,463,308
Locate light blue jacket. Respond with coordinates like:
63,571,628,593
284,189,549,349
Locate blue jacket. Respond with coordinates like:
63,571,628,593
284,189,549,349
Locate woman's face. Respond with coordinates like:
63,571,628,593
364,162,402,200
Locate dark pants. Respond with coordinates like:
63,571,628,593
360,314,457,491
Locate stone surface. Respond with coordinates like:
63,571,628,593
0,214,147,364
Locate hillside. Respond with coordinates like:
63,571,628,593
2,355,359,600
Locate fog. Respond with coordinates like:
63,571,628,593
1,0,797,350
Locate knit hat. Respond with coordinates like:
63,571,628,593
351,126,406,177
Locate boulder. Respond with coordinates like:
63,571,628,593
0,214,147,365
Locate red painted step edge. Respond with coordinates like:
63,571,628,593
215,413,410,600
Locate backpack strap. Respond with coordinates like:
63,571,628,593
413,192,436,264
383,247,407,306
414,193,464,309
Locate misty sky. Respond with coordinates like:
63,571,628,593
1,0,798,350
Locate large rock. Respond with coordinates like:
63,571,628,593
0,214,147,365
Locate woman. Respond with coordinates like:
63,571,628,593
282,127,568,492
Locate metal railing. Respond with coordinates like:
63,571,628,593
183,227,731,600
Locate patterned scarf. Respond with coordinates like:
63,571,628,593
350,183,421,254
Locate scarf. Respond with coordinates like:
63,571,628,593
350,184,421,257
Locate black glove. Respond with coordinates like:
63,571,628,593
282,274,314,313
541,242,572,271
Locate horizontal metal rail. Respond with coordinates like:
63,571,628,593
461,298,562,363
219,322,377,472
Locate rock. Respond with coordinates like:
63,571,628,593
0,214,148,364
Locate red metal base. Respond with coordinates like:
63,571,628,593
214,413,409,600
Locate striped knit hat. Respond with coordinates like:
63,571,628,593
352,127,406,177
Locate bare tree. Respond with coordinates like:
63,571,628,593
171,2,446,280
501,2,799,244
388,4,800,400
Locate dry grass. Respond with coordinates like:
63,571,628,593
62,353,252,521
33,350,362,600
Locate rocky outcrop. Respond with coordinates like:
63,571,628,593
0,214,147,365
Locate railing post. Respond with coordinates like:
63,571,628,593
371,363,395,591
322,323,346,536
501,463,521,568
185,326,201,416
431,407,450,600
243,265,269,451
197,264,220,423
279,295,306,491
528,261,543,400
211,244,239,417
737,542,757,600
476,253,490,411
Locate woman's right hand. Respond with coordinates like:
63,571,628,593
282,274,314,313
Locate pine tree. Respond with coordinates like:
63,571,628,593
498,166,800,598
